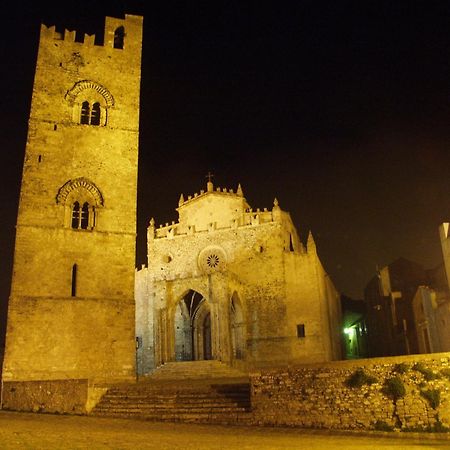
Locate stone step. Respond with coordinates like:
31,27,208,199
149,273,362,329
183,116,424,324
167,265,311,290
93,406,249,414
147,361,248,381
93,411,253,425
90,361,252,424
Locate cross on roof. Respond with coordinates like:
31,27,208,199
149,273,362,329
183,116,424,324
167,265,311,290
205,171,214,183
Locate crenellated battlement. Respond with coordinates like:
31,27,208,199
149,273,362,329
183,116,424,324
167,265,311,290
39,14,143,49
150,206,283,240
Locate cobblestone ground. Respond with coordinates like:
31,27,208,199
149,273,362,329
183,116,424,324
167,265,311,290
0,411,449,450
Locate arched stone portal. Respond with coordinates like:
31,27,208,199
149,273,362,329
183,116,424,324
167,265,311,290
230,293,245,360
174,290,212,361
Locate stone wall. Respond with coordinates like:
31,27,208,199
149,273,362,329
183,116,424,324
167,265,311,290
2,380,89,414
250,353,450,431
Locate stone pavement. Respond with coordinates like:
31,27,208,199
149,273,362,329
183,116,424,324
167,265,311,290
0,411,449,450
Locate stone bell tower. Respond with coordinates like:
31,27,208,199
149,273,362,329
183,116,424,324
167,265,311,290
2,14,143,387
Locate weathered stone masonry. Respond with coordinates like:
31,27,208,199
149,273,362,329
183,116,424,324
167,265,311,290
2,15,143,399
250,353,450,431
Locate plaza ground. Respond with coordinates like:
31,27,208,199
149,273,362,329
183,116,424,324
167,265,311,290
0,411,449,449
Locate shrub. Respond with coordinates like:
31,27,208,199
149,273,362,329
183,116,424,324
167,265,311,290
393,363,409,374
421,389,441,409
374,420,394,432
440,368,450,380
345,368,377,388
383,376,406,401
412,362,440,381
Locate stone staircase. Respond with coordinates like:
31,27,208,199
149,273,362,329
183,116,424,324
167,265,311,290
147,360,249,381
90,361,252,424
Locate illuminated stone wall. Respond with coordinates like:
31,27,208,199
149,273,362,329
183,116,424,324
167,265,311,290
2,15,143,384
250,353,450,431
136,181,342,372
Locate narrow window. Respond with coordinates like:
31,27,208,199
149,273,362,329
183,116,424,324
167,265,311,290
297,324,305,338
114,26,125,49
71,264,77,297
289,234,294,252
71,201,80,228
80,202,89,229
80,101,90,124
91,102,101,125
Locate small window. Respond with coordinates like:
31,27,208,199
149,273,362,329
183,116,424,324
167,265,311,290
114,26,125,49
72,201,92,230
80,101,102,126
91,102,101,125
80,202,89,229
71,264,77,297
80,101,90,124
297,324,305,338
71,201,80,228
289,234,294,252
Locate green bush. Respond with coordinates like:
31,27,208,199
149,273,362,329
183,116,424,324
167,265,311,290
383,376,406,400
412,362,440,381
440,368,450,380
374,420,394,431
421,389,441,409
345,368,377,388
393,363,409,374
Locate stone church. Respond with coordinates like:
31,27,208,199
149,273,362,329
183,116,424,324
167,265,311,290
135,180,342,374
2,13,341,401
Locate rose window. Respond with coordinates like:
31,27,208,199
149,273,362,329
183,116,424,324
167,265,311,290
207,254,220,268
198,246,227,273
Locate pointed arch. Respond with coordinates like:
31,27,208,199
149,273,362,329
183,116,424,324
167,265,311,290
174,290,212,361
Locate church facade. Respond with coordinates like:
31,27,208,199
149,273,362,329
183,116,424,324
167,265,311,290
135,181,342,374
3,13,342,404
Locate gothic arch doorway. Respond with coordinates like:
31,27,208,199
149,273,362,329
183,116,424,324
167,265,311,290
174,290,212,361
230,293,245,360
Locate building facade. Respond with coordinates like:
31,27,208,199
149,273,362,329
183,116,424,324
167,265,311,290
2,15,143,384
364,258,427,357
135,181,342,374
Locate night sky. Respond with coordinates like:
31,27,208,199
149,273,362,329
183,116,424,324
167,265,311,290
1,1,450,343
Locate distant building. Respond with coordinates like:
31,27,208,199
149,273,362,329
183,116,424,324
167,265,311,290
411,224,450,353
364,258,427,356
365,224,450,357
135,181,342,374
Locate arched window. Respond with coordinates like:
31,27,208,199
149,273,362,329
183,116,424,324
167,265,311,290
66,80,114,127
71,201,80,228
80,202,89,229
57,178,103,231
80,101,90,124
90,102,101,125
79,101,101,126
71,201,92,230
114,26,125,49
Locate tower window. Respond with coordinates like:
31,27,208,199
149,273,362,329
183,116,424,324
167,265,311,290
114,26,125,49
71,264,77,297
71,201,93,230
90,102,101,125
71,201,80,228
80,101,90,124
297,324,306,338
79,101,102,126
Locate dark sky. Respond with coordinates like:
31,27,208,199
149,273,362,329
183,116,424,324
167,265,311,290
1,1,450,340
